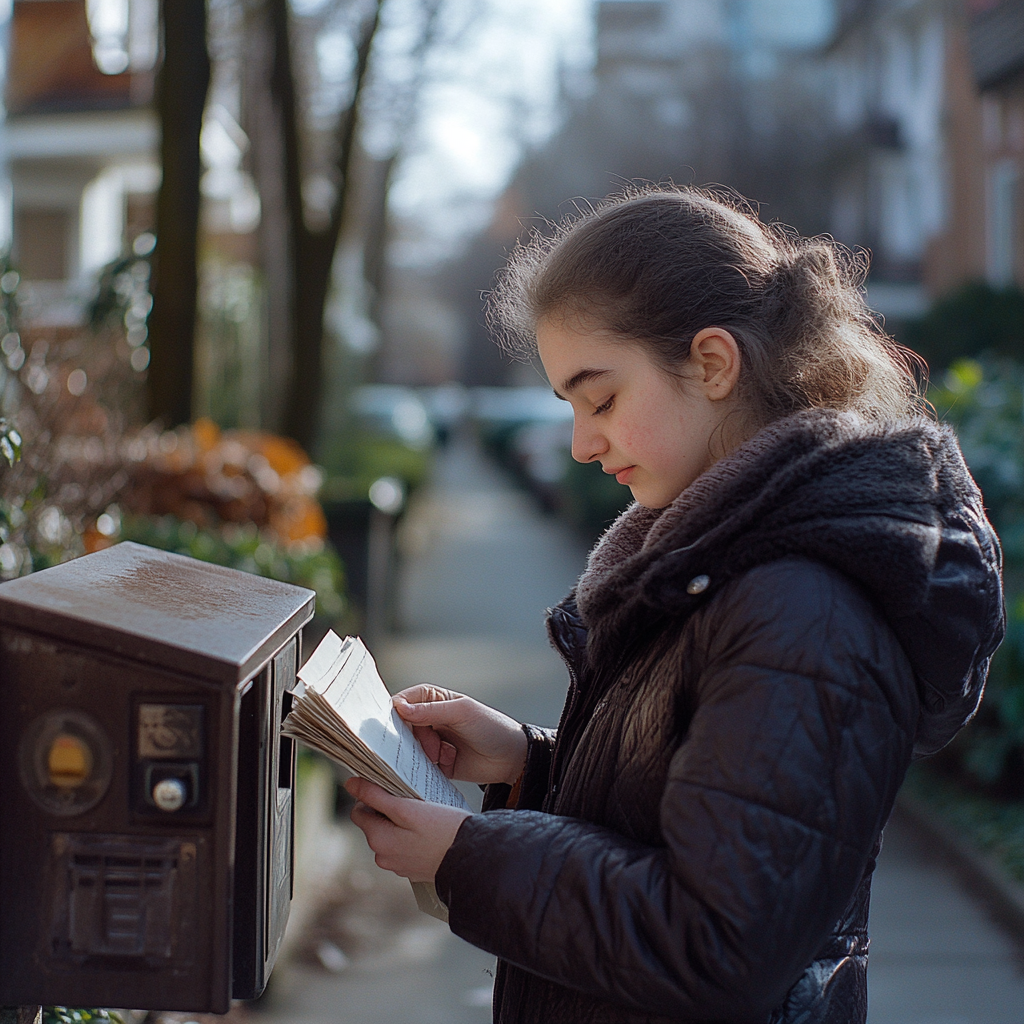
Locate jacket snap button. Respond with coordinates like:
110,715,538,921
687,574,710,595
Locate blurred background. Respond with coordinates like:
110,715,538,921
1,0,1023,1021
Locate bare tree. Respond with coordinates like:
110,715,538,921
243,0,384,453
148,0,211,426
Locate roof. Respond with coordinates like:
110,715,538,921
6,0,136,116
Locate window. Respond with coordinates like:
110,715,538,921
987,158,1019,287
14,209,71,281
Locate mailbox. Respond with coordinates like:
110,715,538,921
0,542,315,1012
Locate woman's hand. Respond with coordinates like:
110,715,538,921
393,684,527,786
346,777,471,882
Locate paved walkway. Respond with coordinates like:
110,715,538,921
868,807,1024,1022
260,433,1024,1023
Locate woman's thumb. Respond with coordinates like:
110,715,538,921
394,694,460,724
346,777,412,823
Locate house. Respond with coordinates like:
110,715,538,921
970,0,1024,288
0,0,159,325
821,0,997,314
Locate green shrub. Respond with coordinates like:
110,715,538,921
120,513,347,623
930,357,1024,792
903,281,1024,370
44,1011,123,1024
901,761,1024,883
559,457,633,538
318,433,431,503
930,358,1024,565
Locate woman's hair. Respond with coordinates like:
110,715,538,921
487,185,922,426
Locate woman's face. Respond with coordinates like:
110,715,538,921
536,316,740,509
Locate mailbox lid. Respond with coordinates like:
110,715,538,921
0,542,315,684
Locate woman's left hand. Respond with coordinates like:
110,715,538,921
346,777,472,882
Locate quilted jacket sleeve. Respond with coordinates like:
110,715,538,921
435,560,920,1020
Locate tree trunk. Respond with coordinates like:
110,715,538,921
265,0,384,454
148,0,211,427
243,5,292,432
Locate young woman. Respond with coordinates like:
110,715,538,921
346,187,1005,1023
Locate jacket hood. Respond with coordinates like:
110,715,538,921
574,409,1005,757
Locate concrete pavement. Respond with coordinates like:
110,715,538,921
258,432,1024,1023
255,435,582,1024
868,805,1024,1022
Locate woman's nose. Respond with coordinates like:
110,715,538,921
571,417,608,464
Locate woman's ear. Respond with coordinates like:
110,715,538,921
690,327,741,401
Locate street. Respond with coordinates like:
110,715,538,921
257,433,1024,1024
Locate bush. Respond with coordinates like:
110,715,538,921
120,513,347,622
930,357,1024,793
317,433,431,503
930,359,1024,564
43,1012,123,1024
558,457,633,538
903,281,1024,370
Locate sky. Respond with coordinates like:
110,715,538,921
374,0,836,266
383,0,594,265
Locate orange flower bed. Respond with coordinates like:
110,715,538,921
121,418,327,546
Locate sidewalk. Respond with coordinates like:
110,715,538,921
869,804,1024,1022
256,435,584,1023
260,432,1024,1023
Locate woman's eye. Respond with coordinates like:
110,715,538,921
593,397,614,415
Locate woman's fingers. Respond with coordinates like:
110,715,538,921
345,776,472,881
393,693,472,730
392,689,526,786
346,777,414,826
410,720,453,772
413,722,444,763
412,726,458,776
438,740,458,776
349,801,411,874
394,683,463,705
349,798,386,832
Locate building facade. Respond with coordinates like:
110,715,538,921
822,0,1024,307
971,0,1024,289
1,0,160,324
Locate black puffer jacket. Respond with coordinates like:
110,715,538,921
435,411,1004,1024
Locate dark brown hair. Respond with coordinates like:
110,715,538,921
487,186,921,426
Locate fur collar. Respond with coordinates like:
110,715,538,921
573,409,1004,755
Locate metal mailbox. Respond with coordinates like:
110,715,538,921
0,542,315,1012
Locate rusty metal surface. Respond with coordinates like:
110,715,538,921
0,542,315,683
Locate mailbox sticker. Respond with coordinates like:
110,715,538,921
18,709,113,816
138,704,204,759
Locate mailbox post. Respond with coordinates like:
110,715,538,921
0,542,314,1012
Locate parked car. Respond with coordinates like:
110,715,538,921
349,385,435,450
471,385,630,536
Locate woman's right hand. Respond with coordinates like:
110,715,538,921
393,685,527,786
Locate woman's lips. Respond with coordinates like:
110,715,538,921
614,467,635,485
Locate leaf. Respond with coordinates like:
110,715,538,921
944,358,984,395
0,418,22,466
